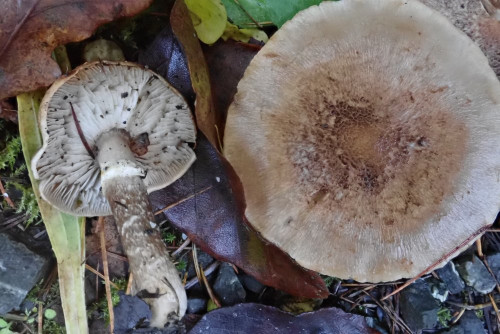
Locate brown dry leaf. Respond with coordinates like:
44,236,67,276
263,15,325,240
170,0,220,150
0,99,17,123
0,0,153,99
203,40,261,138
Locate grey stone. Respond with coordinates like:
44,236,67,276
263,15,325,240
213,263,246,306
486,253,500,281
436,262,465,294
239,274,265,294
0,233,48,314
400,279,440,332
187,297,207,314
455,255,496,294
441,311,486,334
114,293,152,333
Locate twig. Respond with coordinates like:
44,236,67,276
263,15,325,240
172,238,191,258
477,238,484,258
446,300,500,310
126,272,133,295
0,176,16,208
193,245,221,307
37,301,43,334
154,186,213,215
1,314,27,321
381,225,490,300
185,262,220,289
489,293,500,324
84,264,119,289
99,216,114,334
451,308,466,324
362,290,412,334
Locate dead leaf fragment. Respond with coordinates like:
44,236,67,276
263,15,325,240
0,0,153,99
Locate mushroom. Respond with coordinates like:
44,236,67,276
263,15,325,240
223,0,500,282
32,61,196,326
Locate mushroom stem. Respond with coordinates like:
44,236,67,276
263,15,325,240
96,131,187,327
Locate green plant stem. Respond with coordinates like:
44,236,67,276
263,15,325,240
17,91,88,334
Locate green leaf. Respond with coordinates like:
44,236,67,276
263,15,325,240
0,328,13,334
185,0,227,44
0,319,8,328
44,309,57,320
222,22,268,43
17,91,88,334
221,0,271,27
207,299,219,312
222,0,334,28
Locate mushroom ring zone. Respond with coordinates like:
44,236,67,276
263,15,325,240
223,0,500,282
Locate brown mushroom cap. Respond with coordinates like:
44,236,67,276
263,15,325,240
223,0,500,282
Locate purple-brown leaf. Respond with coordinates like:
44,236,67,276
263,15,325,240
188,303,379,334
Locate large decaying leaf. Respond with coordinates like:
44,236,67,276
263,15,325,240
0,0,153,99
150,134,328,299
189,303,378,334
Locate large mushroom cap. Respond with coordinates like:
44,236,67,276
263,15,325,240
224,0,500,282
32,61,196,216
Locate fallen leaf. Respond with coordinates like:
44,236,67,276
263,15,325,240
150,134,328,299
170,0,221,149
221,0,271,28
138,26,195,106
202,40,261,138
221,0,332,28
185,0,227,44
188,303,378,334
222,22,268,43
0,0,153,99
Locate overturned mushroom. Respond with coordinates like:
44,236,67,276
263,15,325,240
32,61,196,326
224,0,500,282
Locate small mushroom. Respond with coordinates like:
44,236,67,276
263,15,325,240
224,0,500,282
32,61,196,326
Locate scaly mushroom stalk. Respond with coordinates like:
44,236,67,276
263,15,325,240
96,130,186,327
